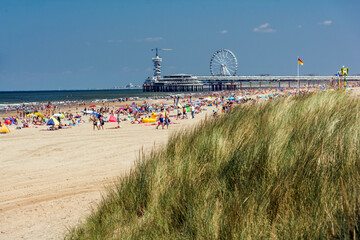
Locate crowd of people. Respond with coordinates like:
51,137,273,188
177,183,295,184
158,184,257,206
0,84,343,133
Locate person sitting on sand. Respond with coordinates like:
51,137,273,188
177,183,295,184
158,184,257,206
49,125,58,130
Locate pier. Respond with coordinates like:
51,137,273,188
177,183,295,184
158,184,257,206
143,75,360,92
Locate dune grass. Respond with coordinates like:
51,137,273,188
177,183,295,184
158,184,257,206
66,91,360,239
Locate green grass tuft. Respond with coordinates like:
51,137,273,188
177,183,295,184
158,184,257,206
66,91,360,239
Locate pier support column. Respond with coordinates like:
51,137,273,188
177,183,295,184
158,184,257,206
278,81,280,88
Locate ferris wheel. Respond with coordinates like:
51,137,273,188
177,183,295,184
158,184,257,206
210,49,238,76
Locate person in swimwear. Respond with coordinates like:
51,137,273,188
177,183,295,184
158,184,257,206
164,108,170,129
156,109,165,129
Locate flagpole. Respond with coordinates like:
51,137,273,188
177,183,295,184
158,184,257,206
297,56,300,93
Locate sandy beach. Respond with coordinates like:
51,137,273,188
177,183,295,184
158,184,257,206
1,86,353,239
0,99,216,240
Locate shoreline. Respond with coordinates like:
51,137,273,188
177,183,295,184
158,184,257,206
0,85,326,116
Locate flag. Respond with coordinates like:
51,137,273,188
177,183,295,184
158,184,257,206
298,58,304,65
341,67,349,76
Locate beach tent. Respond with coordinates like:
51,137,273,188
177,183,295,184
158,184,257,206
109,115,117,122
47,117,59,126
0,124,10,133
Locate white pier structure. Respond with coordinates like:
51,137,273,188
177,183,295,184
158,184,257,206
195,75,360,91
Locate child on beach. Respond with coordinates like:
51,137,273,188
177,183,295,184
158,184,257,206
91,116,98,130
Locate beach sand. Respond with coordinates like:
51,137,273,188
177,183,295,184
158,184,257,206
1,86,347,239
0,103,215,240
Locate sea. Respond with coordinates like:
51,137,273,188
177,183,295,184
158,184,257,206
0,89,178,110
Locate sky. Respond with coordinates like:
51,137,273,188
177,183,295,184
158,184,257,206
0,0,359,91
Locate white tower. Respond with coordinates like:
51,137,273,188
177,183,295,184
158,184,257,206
151,48,172,79
152,48,162,79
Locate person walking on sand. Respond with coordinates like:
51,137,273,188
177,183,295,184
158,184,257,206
164,108,170,129
117,110,122,128
177,107,181,120
191,104,195,119
156,109,165,129
99,115,105,130
91,116,98,130
182,106,187,119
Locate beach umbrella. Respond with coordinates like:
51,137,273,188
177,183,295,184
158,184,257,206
53,113,66,119
227,97,235,100
27,114,37,117
119,107,125,109
90,105,96,108
35,112,45,118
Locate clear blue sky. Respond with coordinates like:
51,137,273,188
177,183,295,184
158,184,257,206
1,0,359,91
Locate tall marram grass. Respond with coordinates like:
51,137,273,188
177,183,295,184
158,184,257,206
66,91,360,239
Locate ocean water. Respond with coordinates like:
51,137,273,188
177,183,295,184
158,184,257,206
0,89,182,111
0,89,172,104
